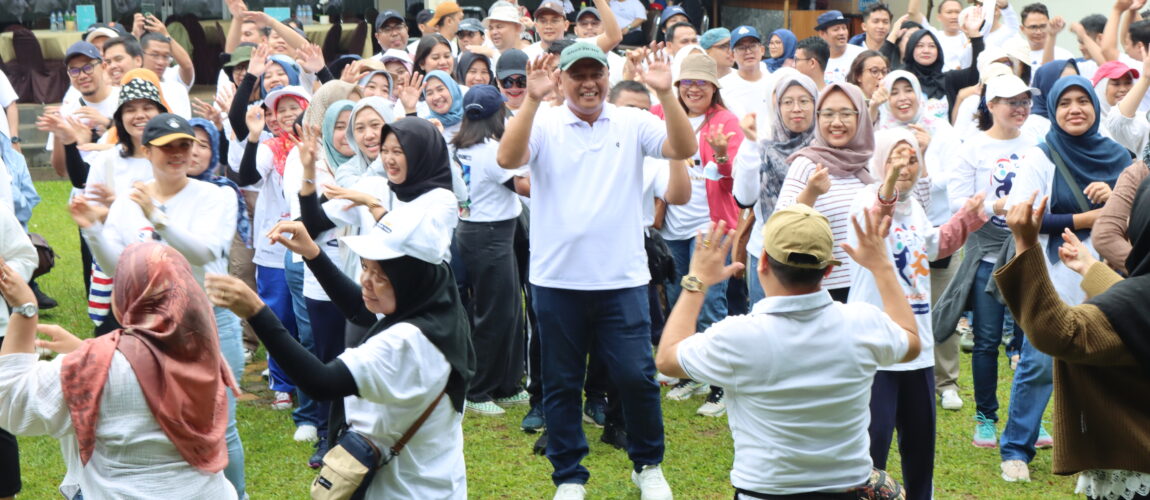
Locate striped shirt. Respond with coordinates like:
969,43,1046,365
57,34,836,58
774,156,869,291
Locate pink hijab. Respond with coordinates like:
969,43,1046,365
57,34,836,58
788,82,876,183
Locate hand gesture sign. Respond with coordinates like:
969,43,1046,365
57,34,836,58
637,45,673,93
263,220,321,259
291,124,321,175
1057,228,1098,275
841,209,894,273
205,274,266,319
398,71,425,113
296,43,326,74
740,112,758,142
805,164,832,199
1005,190,1048,253
247,43,271,78
245,106,265,141
704,123,734,158
686,220,745,287
526,54,558,102
907,123,931,154
962,191,987,215
1048,16,1066,36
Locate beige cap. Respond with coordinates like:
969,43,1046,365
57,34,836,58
762,204,842,269
676,53,722,89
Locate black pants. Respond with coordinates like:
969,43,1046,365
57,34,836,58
457,219,526,402
0,337,20,497
868,368,936,500
79,228,92,293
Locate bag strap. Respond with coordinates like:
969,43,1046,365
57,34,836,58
1041,143,1092,213
389,390,445,457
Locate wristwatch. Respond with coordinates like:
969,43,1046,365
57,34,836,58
680,275,707,293
12,302,37,318
9,136,21,144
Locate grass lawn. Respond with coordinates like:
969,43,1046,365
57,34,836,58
14,180,1078,499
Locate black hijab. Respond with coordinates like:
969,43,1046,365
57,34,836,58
1087,174,1150,374
454,51,496,87
358,256,475,412
902,30,946,100
382,117,455,202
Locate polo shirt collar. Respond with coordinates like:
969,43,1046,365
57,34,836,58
750,289,833,314
558,101,616,125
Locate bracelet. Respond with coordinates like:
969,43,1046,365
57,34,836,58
877,188,899,205
713,154,729,164
302,178,315,184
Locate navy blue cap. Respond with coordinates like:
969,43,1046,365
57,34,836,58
729,25,761,48
416,9,435,25
816,10,849,31
463,84,507,120
496,48,528,79
65,41,102,64
659,6,690,28
376,10,404,30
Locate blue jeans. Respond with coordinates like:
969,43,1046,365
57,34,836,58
747,254,766,306
970,260,1007,422
532,285,664,485
280,254,321,428
1000,334,1053,463
305,298,348,439
256,265,296,391
664,238,728,331
214,306,246,498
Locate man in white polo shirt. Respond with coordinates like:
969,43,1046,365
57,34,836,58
656,206,921,499
498,42,696,500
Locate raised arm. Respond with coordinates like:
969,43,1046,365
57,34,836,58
242,11,310,52
592,0,624,53
642,50,697,160
145,15,195,86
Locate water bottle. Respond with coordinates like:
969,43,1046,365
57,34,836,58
303,5,311,24
51,11,59,31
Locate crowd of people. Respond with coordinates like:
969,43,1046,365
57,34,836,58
0,0,1148,498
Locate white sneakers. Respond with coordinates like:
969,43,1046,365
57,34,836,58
553,465,673,500
632,465,673,500
293,424,318,443
1001,460,1031,482
940,389,963,411
665,380,707,401
553,483,586,500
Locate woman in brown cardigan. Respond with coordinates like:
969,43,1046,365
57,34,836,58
995,189,1150,500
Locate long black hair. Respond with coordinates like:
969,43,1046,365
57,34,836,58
451,106,508,150
413,34,452,73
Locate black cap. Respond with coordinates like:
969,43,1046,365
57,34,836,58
576,7,601,21
375,10,404,30
496,49,528,79
416,9,435,25
142,113,199,146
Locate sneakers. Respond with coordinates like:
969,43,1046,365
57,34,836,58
583,400,606,427
293,424,318,443
973,413,998,448
261,368,270,381
465,400,506,416
656,372,679,386
533,431,548,456
601,423,628,451
958,317,974,353
522,405,545,432
553,483,586,500
1000,459,1031,482
1035,425,1054,449
271,391,293,410
309,438,330,469
632,464,673,500
665,379,707,401
493,390,531,407
696,387,725,417
940,389,963,411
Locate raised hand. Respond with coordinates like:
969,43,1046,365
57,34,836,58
1058,228,1099,275
294,124,320,173
1132,0,1147,13
143,14,170,37
841,209,894,273
263,220,321,259
1084,181,1112,204
908,123,931,153
205,273,266,319
340,60,371,84
296,43,326,74
128,181,156,220
132,13,147,37
739,112,758,142
398,71,425,113
73,106,111,131
1048,16,1066,36
192,97,223,130
963,5,985,37
35,324,83,355
638,46,673,93
247,43,270,78
245,106,265,141
525,54,558,102
805,164,832,199
687,221,744,287
216,83,236,114
1005,190,1048,253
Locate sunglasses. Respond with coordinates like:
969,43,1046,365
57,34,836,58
500,75,527,88
67,64,97,77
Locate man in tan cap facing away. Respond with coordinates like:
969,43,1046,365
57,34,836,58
428,2,464,56
656,207,921,499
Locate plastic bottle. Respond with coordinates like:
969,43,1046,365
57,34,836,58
52,11,60,31
303,5,311,24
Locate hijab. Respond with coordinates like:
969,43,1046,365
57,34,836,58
60,243,237,472
381,117,455,202
259,55,302,98
341,97,397,182
877,70,943,131
322,100,356,175
765,29,797,73
302,80,360,130
901,29,946,100
188,118,252,248
357,70,396,100
1087,175,1150,374
789,82,876,183
370,255,476,412
759,73,818,215
422,70,464,128
1042,76,1128,258
869,127,923,186
454,51,496,87
1030,59,1079,118
262,86,310,176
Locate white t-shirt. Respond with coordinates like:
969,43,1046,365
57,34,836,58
1029,46,1074,70
824,44,866,85
0,70,17,138
160,79,192,118
847,187,941,371
677,291,908,495
251,143,292,268
456,139,524,223
83,150,153,200
658,115,709,241
338,322,466,499
642,157,669,229
930,28,971,72
283,148,341,301
82,179,237,284
947,131,1036,262
719,70,774,122
1105,109,1150,156
610,0,648,34
48,88,121,152
526,103,667,290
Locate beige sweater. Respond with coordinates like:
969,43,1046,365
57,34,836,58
995,246,1150,476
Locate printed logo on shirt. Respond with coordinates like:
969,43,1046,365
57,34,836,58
989,154,1021,227
891,223,931,315
136,227,161,243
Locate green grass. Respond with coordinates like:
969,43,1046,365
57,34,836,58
15,180,1077,499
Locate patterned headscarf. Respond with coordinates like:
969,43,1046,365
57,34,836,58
262,86,310,176
107,70,170,146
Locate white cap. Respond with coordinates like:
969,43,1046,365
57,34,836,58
980,62,1013,84
485,4,524,28
985,74,1040,101
263,85,311,110
379,49,414,73
1001,36,1033,68
85,27,120,42
340,197,455,264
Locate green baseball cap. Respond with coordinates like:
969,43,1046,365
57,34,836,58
559,41,608,71
224,45,254,69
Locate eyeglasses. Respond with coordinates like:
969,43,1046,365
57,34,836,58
67,64,98,77
866,66,888,78
817,109,859,122
794,56,813,64
780,97,814,109
997,98,1032,108
678,79,711,88
500,75,527,88
733,43,761,54
381,24,406,34
144,51,172,62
